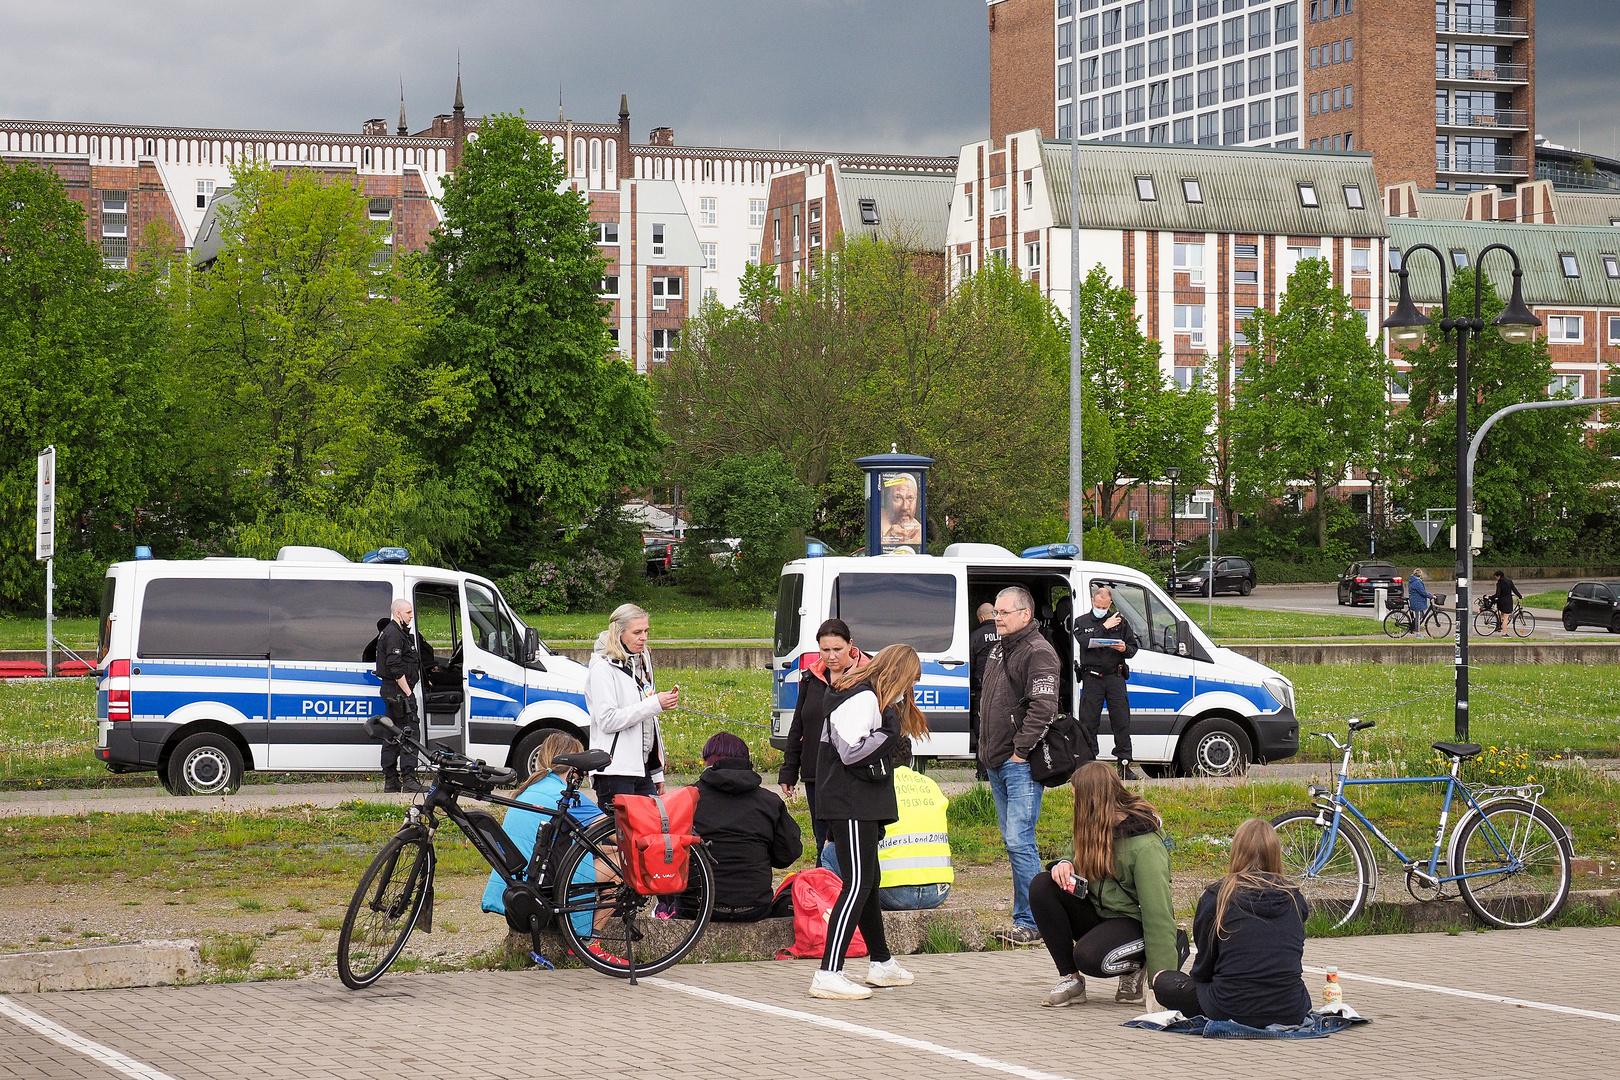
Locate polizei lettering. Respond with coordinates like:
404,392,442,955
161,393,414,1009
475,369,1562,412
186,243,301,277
301,699,374,716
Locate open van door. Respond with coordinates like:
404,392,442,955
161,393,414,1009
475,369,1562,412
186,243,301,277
464,580,529,749
414,581,466,757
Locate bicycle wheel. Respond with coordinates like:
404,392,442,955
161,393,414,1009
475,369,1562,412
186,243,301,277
553,831,715,978
1452,799,1571,928
1511,610,1535,638
1473,609,1498,637
1423,609,1453,639
337,829,434,989
1271,809,1377,930
1382,610,1413,639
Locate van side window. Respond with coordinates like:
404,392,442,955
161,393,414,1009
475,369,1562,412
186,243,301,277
138,579,270,659
1145,590,1182,654
774,573,805,654
832,573,957,653
1094,581,1151,648
467,582,519,662
271,580,394,662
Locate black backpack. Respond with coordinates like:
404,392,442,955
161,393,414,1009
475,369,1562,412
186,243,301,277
1028,712,1095,788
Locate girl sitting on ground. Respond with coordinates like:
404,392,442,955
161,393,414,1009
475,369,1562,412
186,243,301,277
1030,761,1184,1008
1151,818,1313,1027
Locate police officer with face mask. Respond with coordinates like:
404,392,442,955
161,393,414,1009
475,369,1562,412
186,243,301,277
375,598,427,793
1070,586,1140,780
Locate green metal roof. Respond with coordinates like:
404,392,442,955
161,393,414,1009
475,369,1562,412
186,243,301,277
1040,141,1387,237
1387,218,1620,306
833,166,956,251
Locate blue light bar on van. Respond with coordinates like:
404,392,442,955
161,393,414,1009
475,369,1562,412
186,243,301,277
361,547,411,564
134,546,154,560
1020,543,1079,560
806,539,827,558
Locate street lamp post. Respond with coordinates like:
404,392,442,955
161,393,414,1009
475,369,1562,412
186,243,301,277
1382,243,1540,742
1367,467,1381,556
1166,466,1182,578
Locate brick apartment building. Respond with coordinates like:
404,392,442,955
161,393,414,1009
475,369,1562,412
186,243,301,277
1304,0,1536,191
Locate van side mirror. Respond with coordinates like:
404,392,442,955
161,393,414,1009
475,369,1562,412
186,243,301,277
524,627,540,663
1176,620,1190,658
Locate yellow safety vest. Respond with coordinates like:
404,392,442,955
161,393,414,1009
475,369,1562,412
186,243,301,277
879,767,954,887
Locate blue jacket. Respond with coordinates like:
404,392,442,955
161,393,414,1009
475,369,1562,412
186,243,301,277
1408,576,1430,613
481,772,604,916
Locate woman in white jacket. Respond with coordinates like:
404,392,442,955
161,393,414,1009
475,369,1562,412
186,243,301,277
585,604,680,811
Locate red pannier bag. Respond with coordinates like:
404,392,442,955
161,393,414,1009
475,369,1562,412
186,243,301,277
613,787,703,895
772,867,866,959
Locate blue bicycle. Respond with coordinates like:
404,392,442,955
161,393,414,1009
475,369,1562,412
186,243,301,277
1272,719,1572,930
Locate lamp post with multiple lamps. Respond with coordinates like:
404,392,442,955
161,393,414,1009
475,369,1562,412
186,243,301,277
1381,243,1540,742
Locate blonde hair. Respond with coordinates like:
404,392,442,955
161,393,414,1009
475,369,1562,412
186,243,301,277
514,731,584,795
1213,818,1297,937
1411,568,1425,582
594,603,650,662
1070,761,1161,882
833,643,929,739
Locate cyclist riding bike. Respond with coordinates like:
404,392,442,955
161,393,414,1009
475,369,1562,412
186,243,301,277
1492,571,1522,634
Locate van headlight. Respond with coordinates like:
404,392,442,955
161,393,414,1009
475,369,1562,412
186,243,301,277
1263,677,1294,712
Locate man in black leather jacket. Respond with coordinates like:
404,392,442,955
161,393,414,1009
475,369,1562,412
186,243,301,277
1071,586,1140,779
375,598,427,793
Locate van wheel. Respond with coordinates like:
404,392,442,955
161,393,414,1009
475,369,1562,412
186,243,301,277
1177,718,1252,778
514,729,560,779
167,733,243,796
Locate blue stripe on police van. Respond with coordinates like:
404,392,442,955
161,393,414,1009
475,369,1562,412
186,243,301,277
135,661,270,680
268,666,378,687
269,694,379,719
137,690,274,720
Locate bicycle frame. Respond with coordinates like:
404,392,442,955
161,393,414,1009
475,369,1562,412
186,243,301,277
1308,730,1544,886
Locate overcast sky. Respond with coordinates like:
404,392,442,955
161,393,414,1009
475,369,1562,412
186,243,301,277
0,1,1610,159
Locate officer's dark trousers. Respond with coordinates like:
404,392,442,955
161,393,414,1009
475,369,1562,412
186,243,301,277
379,693,419,778
1080,672,1133,762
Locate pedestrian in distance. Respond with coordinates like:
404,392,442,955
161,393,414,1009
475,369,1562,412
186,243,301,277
693,732,803,922
977,584,1063,947
1149,818,1311,1026
808,643,930,1000
373,598,427,793
584,603,679,812
1493,570,1522,633
1030,761,1185,1009
1071,586,1141,780
1408,568,1432,616
779,618,867,859
819,736,954,911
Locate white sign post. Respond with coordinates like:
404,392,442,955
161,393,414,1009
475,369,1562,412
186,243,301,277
36,447,55,677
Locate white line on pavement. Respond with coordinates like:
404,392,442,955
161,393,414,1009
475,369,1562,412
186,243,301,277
1303,965,1620,1024
645,977,1079,1080
0,995,179,1080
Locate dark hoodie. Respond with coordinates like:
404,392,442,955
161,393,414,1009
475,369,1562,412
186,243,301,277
1188,876,1312,1028
693,759,804,915
778,649,868,788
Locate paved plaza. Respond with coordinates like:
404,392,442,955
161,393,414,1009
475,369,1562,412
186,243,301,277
1,926,1615,1080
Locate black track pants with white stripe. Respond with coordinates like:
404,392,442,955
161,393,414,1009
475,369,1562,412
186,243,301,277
820,818,892,971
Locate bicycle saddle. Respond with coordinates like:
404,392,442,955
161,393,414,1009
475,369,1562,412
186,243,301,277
554,750,612,773
1432,741,1482,759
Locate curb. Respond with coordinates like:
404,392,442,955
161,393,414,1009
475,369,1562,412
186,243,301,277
0,939,201,993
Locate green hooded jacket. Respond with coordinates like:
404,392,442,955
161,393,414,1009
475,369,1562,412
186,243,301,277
1057,815,1178,979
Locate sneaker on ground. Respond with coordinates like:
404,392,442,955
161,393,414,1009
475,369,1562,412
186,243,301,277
992,925,1042,947
865,958,915,987
809,969,873,1000
1043,974,1087,1007
1115,967,1146,1005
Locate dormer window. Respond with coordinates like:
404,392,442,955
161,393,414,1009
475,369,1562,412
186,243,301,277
859,199,879,225
1135,175,1157,201
1181,178,1202,203
1297,182,1319,208
1343,183,1364,209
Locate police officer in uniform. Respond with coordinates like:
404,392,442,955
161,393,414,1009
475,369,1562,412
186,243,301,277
967,602,999,774
1071,586,1140,780
375,598,427,793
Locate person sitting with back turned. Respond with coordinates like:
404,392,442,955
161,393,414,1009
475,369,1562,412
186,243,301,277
821,736,954,911
692,732,803,922
1150,819,1312,1027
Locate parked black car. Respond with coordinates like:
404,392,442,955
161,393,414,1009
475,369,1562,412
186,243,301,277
1336,561,1404,606
1562,581,1620,633
1168,556,1258,596
643,537,681,576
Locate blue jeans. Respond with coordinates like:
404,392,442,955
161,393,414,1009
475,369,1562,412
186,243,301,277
987,759,1044,930
878,883,951,911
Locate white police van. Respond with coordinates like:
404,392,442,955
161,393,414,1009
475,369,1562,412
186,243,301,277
769,543,1298,776
95,547,591,795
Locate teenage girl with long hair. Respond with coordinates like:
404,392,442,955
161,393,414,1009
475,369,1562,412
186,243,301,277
1029,761,1183,1008
807,643,930,1000
1151,818,1312,1026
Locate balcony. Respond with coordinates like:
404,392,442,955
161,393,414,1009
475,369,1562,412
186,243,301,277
1435,14,1530,38
1436,62,1530,85
1436,107,1530,132
1436,154,1529,178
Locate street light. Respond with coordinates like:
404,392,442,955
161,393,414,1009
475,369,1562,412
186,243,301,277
1382,242,1540,741
1166,465,1183,578
1367,467,1381,555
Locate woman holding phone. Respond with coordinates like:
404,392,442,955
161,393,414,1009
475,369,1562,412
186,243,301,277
584,603,679,812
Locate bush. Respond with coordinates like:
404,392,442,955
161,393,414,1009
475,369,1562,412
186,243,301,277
497,550,622,614
681,451,814,604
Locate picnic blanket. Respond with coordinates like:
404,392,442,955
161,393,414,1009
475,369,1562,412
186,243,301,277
1124,1003,1369,1039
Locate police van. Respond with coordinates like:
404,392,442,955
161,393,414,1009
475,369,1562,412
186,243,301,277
95,547,591,795
770,544,1298,776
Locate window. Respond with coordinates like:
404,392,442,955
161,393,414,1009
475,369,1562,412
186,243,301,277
1175,304,1205,345
1275,0,1298,41
1174,29,1193,68
600,275,620,294
1126,43,1145,81
1344,37,1352,60
1198,0,1218,16
1609,315,1620,343
748,242,760,265
1223,16,1244,56
1173,366,1203,390
1233,305,1256,344
1344,84,1353,108
652,223,665,258
809,203,821,224
1150,80,1170,117
958,252,973,279
1027,241,1042,269
990,247,1009,266
1197,23,1219,63
1560,253,1580,278
1198,68,1219,107
1103,7,1123,44
701,243,717,270
1549,374,1584,398
1059,0,1074,14
1249,99,1271,139
1104,49,1122,87
1150,0,1170,32
1604,255,1620,280
1024,179,1035,207
1332,87,1342,111
699,197,716,226
1059,61,1075,100
1104,92,1124,129
749,198,766,227
1198,110,1220,145
1310,0,1318,19
1235,268,1258,283
594,221,620,244
1080,14,1100,51
1175,0,1194,25
1249,9,1270,49
1126,0,1146,39
196,179,215,210
1136,175,1158,201
1080,97,1100,134
1182,177,1203,202
991,186,1008,215
1249,54,1271,94
1275,93,1298,134
831,572,957,653
1126,85,1147,124
1080,56,1100,92
1310,46,1320,68
100,190,128,237
1331,41,1342,64
1235,241,1258,257
1343,183,1364,209
963,190,975,219
1389,247,1402,271
651,275,683,310
1309,93,1319,116
1223,61,1246,101
1297,182,1319,207
1174,74,1195,111
1451,248,1469,269
1174,241,1203,281
1173,117,1195,143
1547,315,1583,343
1350,247,1369,273
1059,20,1074,58
859,198,879,225
1149,36,1169,75
651,328,680,360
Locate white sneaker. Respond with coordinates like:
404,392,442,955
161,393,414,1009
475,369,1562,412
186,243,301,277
865,958,915,987
809,969,873,1000
1043,974,1087,1007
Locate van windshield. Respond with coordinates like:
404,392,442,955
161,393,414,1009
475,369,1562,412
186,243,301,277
833,572,956,654
774,573,804,655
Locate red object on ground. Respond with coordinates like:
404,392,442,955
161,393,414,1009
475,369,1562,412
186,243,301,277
0,660,94,678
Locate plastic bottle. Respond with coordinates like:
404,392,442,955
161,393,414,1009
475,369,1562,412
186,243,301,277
1322,966,1343,1007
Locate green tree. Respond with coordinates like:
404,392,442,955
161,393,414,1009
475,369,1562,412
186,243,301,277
682,450,815,602
1393,267,1599,553
1231,259,1391,549
0,161,176,612
424,114,662,564
1073,265,1213,522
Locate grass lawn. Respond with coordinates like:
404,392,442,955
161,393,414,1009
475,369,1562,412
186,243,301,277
1198,606,1379,641
1521,589,1573,611
0,616,98,651
528,606,769,643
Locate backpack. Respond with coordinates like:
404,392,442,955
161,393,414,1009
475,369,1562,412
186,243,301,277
1028,712,1095,788
613,787,702,895
771,868,867,959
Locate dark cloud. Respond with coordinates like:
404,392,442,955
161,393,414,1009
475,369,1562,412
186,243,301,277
1531,0,1620,159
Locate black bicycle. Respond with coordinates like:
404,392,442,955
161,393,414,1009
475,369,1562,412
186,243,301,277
1383,593,1452,639
336,715,716,989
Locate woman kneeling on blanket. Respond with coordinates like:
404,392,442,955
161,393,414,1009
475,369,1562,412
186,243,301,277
1151,818,1313,1027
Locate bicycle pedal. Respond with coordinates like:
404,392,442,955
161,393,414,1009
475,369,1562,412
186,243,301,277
529,951,555,970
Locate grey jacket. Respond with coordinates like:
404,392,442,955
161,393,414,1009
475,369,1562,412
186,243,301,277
976,621,1062,768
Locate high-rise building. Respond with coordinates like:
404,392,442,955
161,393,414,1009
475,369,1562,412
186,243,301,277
1303,0,1535,191
988,0,1304,151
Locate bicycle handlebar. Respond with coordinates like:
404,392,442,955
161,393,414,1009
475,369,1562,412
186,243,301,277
370,715,519,790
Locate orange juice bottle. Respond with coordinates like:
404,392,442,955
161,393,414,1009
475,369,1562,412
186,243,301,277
1322,966,1343,1006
